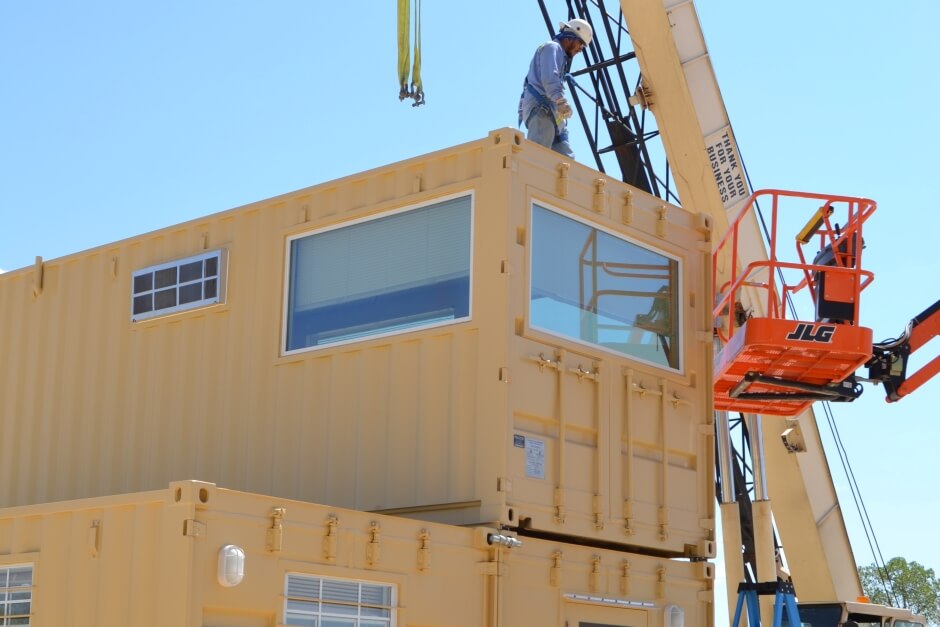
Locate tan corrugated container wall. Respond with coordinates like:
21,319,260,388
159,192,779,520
0,129,714,556
0,482,714,626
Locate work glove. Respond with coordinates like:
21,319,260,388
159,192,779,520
555,97,573,120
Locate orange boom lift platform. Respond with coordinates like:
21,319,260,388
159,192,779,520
712,189,877,417
712,189,939,417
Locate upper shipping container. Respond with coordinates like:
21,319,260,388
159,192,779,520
0,129,715,557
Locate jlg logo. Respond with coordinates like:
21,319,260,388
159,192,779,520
785,323,836,343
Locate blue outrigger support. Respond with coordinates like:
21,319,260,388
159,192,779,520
732,581,801,627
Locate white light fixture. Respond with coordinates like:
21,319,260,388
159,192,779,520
218,544,245,587
664,604,684,627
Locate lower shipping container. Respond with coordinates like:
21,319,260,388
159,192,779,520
0,480,714,626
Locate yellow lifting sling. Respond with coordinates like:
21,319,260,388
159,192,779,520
397,0,425,106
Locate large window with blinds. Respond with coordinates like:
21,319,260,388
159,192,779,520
283,194,472,354
529,204,681,370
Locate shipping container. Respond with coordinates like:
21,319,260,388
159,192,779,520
0,129,715,556
0,480,714,626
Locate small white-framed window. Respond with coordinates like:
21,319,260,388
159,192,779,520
284,573,395,627
529,203,681,370
0,563,33,626
283,194,472,354
131,249,227,321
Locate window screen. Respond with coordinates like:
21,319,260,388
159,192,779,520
284,195,472,353
285,573,394,627
0,564,33,626
131,250,226,321
530,204,680,370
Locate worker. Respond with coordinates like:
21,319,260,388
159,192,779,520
518,18,593,159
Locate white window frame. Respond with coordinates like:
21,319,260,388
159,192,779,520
527,201,683,372
283,572,396,627
0,562,33,626
281,192,474,357
130,249,227,322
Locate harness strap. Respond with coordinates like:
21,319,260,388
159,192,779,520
520,81,568,143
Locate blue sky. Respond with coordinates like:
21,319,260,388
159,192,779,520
2,0,938,616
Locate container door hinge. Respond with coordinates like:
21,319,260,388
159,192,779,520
88,520,101,558
323,515,339,562
553,488,566,524
622,499,635,535
183,518,206,538
658,507,670,541
589,555,602,592
266,507,286,552
499,367,510,383
497,477,513,493
417,529,431,571
656,566,667,600
366,521,381,566
695,212,713,241
32,256,44,298
557,162,570,197
592,495,604,531
550,551,562,587
593,178,607,213
656,205,667,238
620,560,631,596
621,190,634,224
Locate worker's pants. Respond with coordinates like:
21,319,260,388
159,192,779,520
526,109,575,159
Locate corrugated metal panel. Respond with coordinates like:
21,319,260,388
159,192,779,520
0,129,713,556
0,481,714,626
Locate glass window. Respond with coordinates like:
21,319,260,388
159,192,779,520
284,195,472,353
0,563,33,625
131,250,226,321
530,204,680,370
285,574,394,627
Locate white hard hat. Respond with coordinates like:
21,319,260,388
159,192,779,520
559,18,593,46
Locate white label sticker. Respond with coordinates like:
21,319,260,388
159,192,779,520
525,437,546,479
704,128,748,209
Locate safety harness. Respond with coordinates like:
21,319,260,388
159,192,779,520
519,81,569,143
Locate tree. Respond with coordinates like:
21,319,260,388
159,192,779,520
859,556,940,625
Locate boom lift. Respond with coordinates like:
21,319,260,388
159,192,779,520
545,0,938,625
712,188,939,417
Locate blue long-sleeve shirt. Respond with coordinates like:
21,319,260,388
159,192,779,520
519,41,570,127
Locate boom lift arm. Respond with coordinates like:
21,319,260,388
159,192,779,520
866,298,940,402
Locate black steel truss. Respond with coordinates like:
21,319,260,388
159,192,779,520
535,0,680,205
